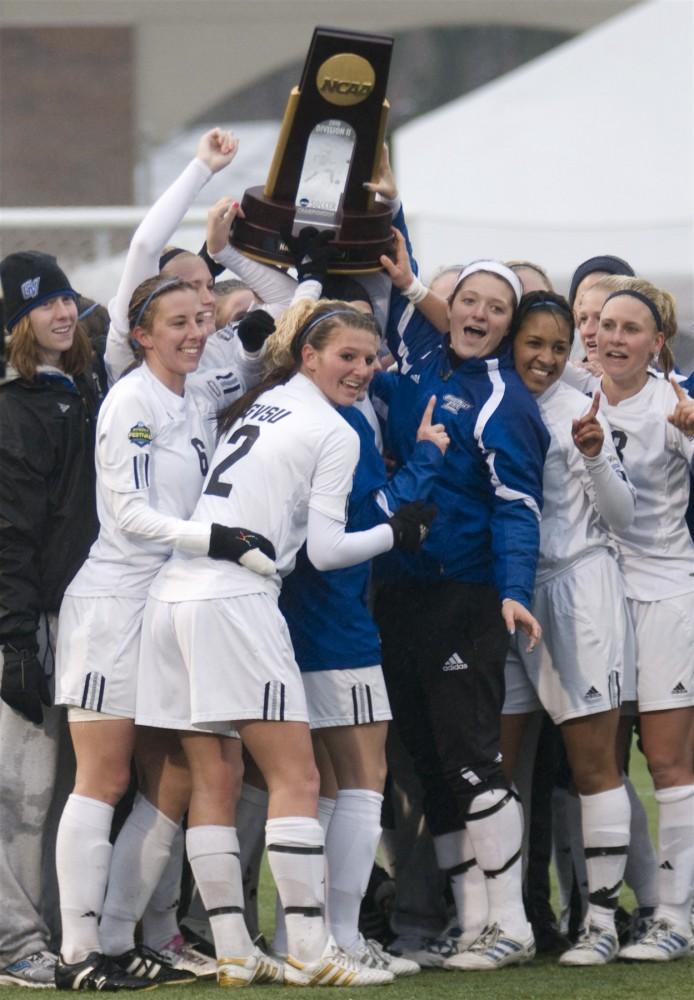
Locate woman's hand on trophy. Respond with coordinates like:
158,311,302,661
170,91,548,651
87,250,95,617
379,227,414,290
196,128,239,174
207,197,244,255
363,143,398,202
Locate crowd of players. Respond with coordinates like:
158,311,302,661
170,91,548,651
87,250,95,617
0,127,693,990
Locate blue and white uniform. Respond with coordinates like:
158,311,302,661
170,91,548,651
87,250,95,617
503,378,636,723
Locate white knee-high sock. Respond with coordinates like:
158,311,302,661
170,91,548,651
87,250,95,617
56,794,114,963
623,775,658,909
100,794,180,955
186,825,253,958
142,823,185,951
433,828,487,943
580,785,631,932
273,797,334,956
654,785,694,933
465,788,530,939
326,790,383,950
266,816,327,962
236,783,269,941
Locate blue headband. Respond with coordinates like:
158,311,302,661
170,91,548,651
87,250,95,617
130,279,185,332
294,308,361,353
603,290,662,331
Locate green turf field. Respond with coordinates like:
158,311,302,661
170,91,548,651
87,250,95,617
2,739,691,998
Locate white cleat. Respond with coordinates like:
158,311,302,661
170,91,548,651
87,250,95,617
559,924,618,966
346,936,420,977
216,946,284,986
619,918,692,962
283,936,394,987
158,934,216,979
443,923,535,971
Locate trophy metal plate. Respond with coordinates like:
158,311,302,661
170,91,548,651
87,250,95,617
231,27,394,274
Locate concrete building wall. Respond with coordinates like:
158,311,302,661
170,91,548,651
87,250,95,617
0,1,640,145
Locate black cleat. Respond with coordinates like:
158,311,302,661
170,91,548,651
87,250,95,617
55,952,157,991
112,948,196,986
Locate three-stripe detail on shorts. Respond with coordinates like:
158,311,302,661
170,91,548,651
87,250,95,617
263,681,286,721
81,671,106,711
351,683,374,725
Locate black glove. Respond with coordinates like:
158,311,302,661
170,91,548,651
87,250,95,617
283,226,335,283
1,635,51,725
388,501,438,553
209,523,277,576
236,309,275,353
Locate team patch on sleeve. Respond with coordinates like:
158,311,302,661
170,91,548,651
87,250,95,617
128,422,153,448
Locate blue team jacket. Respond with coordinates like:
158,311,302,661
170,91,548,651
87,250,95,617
382,217,549,606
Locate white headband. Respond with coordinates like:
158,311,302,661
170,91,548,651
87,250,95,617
453,260,523,306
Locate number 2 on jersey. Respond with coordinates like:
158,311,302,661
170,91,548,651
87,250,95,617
204,425,260,498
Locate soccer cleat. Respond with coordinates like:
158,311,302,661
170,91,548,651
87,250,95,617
112,947,195,985
0,950,57,988
443,923,535,971
283,936,394,987
389,925,466,968
216,947,283,987
54,952,156,991
345,936,420,977
619,917,692,962
559,924,619,966
157,936,216,979
626,906,656,945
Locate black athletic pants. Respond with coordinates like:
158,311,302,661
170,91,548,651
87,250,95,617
374,578,510,837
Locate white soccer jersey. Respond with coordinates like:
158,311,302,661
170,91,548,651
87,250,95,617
150,372,360,602
67,363,241,597
599,375,694,600
535,380,633,584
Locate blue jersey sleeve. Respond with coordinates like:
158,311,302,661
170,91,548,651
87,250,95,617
478,384,549,606
385,203,443,367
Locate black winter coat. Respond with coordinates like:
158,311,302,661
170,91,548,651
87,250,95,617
0,367,102,642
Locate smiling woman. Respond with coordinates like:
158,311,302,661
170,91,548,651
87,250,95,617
52,271,273,991
133,297,436,987
373,208,549,971
502,291,637,968
0,251,102,988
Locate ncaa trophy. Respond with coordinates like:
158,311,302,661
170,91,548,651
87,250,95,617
231,27,394,273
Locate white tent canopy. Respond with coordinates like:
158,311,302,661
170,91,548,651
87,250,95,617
393,0,694,360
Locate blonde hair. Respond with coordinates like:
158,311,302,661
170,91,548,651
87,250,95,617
592,275,677,375
8,311,93,381
218,299,379,435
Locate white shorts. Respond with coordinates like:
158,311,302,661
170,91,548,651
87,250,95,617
503,551,634,724
629,593,694,712
302,665,392,730
136,593,309,731
55,595,145,719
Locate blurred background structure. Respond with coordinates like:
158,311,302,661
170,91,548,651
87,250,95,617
0,0,691,350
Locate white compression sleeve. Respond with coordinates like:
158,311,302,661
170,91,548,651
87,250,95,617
582,451,635,531
305,506,393,572
105,158,213,383
211,244,297,309
109,489,211,555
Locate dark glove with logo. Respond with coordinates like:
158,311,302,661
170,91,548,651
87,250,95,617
209,523,277,576
388,501,438,553
1,635,51,725
236,309,275,353
283,226,335,283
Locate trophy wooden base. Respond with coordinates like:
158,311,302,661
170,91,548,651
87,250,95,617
231,186,393,274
